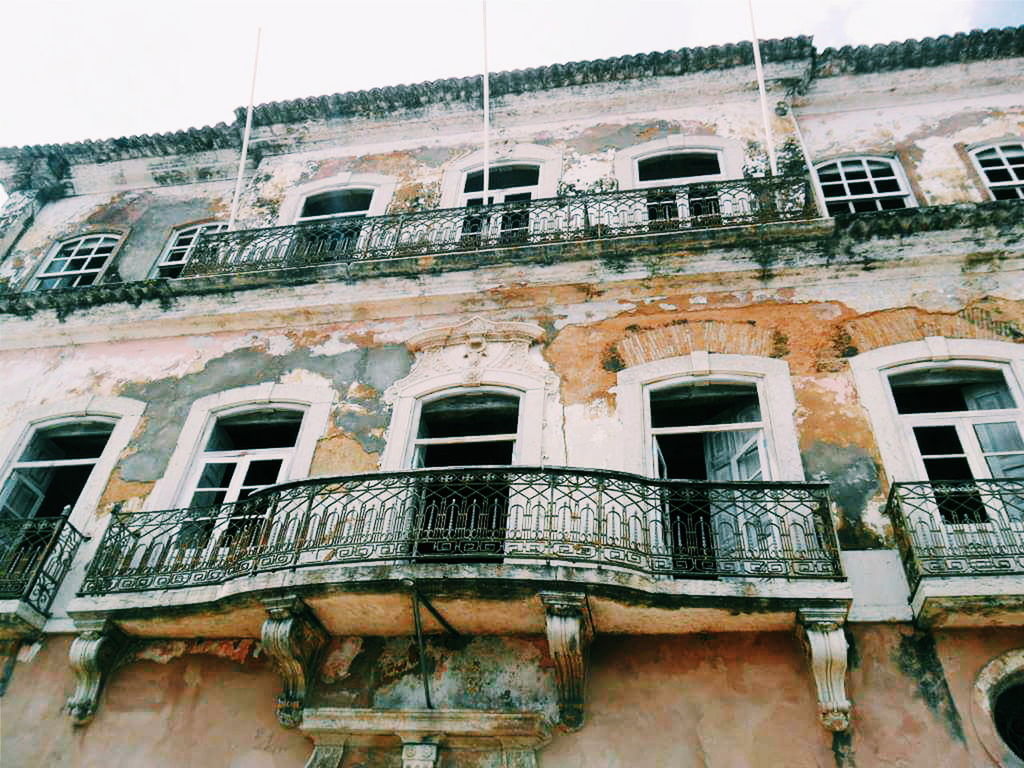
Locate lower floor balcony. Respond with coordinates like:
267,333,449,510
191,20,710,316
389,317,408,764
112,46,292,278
0,515,84,638
888,478,1024,627
70,467,847,638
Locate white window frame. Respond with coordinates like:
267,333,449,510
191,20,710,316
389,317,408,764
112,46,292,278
969,140,1024,201
30,233,124,291
614,136,743,191
152,221,227,278
145,383,334,512
813,155,916,214
277,173,397,226
406,386,523,469
615,353,804,480
439,144,561,208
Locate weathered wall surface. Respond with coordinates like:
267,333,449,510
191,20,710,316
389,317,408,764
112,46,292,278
6,627,1017,767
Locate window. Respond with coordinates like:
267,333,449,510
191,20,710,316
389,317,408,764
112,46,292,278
971,141,1024,201
179,408,304,548
0,421,115,520
32,234,121,290
409,390,521,560
637,152,723,184
154,222,227,278
296,189,374,223
814,157,914,215
889,366,1024,523
459,164,540,244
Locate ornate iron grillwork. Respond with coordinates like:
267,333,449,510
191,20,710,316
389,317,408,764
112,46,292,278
80,467,840,595
0,516,85,615
887,479,1024,590
180,176,813,278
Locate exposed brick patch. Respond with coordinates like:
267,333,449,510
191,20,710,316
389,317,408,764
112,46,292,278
617,320,774,367
844,307,1022,352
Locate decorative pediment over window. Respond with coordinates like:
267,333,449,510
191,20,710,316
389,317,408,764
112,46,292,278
401,316,549,388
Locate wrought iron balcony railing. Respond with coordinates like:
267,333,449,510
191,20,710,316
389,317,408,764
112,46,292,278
0,515,86,616
887,479,1024,590
180,176,813,278
80,467,841,596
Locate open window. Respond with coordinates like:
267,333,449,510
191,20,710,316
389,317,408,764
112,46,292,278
31,234,122,291
814,157,915,215
647,382,768,572
0,420,114,583
179,408,304,549
889,366,1024,524
970,141,1024,201
154,222,227,278
409,390,521,561
458,164,540,245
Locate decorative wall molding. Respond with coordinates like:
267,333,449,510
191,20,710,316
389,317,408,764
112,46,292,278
798,606,851,732
65,619,137,725
261,595,328,728
836,200,1024,241
540,591,593,730
402,743,439,768
303,745,346,768
971,648,1024,768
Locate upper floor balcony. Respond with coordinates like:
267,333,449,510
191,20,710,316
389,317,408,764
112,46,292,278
69,466,847,639
0,514,84,638
177,175,814,279
888,478,1024,627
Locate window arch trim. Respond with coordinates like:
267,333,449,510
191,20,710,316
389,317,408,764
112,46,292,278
277,173,398,225
614,135,744,190
439,144,562,208
615,353,804,480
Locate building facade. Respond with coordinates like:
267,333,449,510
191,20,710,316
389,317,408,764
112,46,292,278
0,25,1023,768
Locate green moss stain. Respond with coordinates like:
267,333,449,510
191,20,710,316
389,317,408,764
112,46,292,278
801,441,883,548
893,628,966,744
117,343,411,482
831,730,856,768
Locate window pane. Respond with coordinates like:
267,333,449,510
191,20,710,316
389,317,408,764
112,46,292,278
189,489,227,508
205,410,303,450
650,383,760,428
464,165,540,193
913,425,964,456
417,393,519,439
242,459,283,487
196,462,235,489
638,153,721,182
20,421,114,461
299,189,373,218
420,439,515,467
985,453,1024,478
890,368,1013,414
974,422,1024,453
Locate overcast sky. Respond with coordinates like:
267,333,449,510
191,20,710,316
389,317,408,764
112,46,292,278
0,0,1020,153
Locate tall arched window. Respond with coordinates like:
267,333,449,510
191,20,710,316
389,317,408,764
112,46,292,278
970,141,1024,201
154,222,227,278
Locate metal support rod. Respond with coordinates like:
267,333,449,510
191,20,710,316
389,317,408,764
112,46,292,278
481,0,491,203
785,100,831,219
410,590,433,709
747,0,777,176
228,27,261,231
414,589,462,638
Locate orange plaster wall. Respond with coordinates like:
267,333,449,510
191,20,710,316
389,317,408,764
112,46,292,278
1,635,311,768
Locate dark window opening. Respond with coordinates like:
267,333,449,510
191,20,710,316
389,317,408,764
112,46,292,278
638,153,721,182
995,683,1024,760
205,410,303,451
890,369,1014,414
464,165,540,193
299,189,373,219
651,383,761,429
414,393,519,562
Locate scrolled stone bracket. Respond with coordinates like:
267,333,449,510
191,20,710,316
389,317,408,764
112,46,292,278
65,619,137,726
261,595,328,728
798,606,851,732
401,742,439,768
303,744,346,768
540,591,593,731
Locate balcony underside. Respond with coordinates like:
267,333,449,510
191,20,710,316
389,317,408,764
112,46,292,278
911,576,1024,628
68,561,850,638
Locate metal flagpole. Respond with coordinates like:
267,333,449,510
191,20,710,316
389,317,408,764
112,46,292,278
228,27,262,231
747,0,777,176
481,0,491,204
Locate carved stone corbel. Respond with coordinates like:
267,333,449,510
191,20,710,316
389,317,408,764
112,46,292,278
261,595,328,728
798,607,851,732
402,743,439,768
303,745,346,768
540,592,592,730
66,619,136,726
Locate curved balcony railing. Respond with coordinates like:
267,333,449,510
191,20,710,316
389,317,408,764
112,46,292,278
80,467,841,596
180,175,813,278
888,478,1024,590
0,515,85,615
